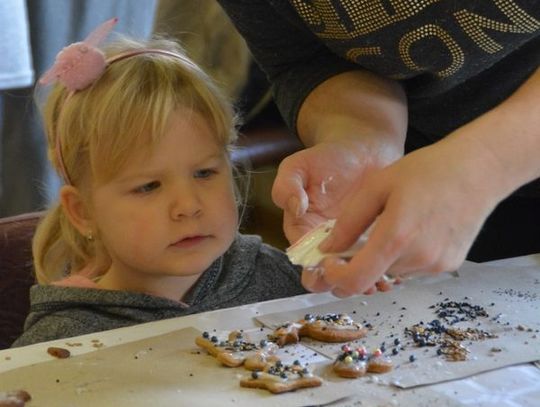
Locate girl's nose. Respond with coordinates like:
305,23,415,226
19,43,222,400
170,184,202,219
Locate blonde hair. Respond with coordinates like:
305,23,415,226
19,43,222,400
33,37,239,284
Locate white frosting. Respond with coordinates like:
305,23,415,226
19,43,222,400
254,372,288,382
306,314,361,330
275,322,303,333
335,360,367,370
248,368,313,383
286,219,370,268
310,320,361,331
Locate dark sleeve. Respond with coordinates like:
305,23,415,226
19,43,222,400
251,242,308,300
11,314,91,347
217,0,359,133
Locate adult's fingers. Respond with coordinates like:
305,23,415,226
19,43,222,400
322,210,404,295
320,184,384,253
301,267,334,293
271,159,309,215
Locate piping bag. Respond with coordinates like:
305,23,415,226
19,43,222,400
286,219,370,268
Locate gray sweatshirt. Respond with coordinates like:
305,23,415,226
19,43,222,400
12,234,306,347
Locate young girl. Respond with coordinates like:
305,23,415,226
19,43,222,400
13,20,306,347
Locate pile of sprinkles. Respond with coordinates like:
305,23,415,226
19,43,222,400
405,300,496,361
201,331,261,352
250,360,310,380
430,300,488,325
303,313,355,326
336,344,369,363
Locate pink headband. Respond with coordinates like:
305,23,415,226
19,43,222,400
39,18,197,185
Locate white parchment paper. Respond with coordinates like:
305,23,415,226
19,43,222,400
256,262,540,388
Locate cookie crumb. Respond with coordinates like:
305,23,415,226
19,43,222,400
0,390,32,406
47,346,71,359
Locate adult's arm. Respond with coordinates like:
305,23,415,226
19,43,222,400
272,69,408,235
217,0,364,133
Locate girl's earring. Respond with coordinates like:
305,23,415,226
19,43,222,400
86,232,95,242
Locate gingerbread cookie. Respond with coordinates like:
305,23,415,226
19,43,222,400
243,345,280,371
333,345,393,378
195,331,278,369
0,390,31,407
268,322,303,346
366,348,393,373
240,360,322,394
299,313,368,343
332,345,368,378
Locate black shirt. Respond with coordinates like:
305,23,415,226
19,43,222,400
219,0,540,194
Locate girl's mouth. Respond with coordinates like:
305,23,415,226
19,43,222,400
170,235,209,249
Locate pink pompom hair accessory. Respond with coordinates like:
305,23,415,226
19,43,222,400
39,18,197,185
39,17,118,91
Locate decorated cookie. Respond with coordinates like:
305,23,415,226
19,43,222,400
195,331,278,369
333,346,393,378
270,313,367,346
332,345,368,378
299,313,368,343
268,322,303,346
240,360,323,394
366,348,393,374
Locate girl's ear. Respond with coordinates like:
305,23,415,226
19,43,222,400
59,185,95,236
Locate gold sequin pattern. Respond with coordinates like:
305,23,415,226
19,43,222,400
291,0,441,39
346,46,382,62
399,24,464,77
290,0,538,77
455,0,540,53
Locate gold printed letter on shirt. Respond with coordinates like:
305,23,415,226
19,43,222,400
346,46,383,62
291,0,440,39
399,24,465,77
454,0,540,53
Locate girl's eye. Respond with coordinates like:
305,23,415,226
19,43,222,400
133,181,161,194
194,168,218,179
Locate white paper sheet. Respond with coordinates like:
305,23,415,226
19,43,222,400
256,262,540,388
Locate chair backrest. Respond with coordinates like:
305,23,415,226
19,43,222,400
0,211,42,349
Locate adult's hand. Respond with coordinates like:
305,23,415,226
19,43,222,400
292,65,540,298
316,139,496,296
312,69,540,296
273,70,408,244
312,68,540,297
272,138,405,295
271,140,372,244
